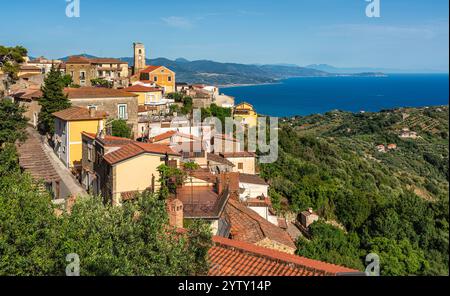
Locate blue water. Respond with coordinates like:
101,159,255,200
222,74,449,117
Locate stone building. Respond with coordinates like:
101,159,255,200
65,87,139,138
65,56,129,88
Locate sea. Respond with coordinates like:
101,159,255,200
221,74,449,117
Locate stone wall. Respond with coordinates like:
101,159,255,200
70,96,139,138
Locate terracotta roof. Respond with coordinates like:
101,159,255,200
235,101,254,109
245,196,272,207
149,130,177,143
16,129,60,183
140,65,163,73
209,236,359,276
12,89,42,100
52,106,108,121
103,142,180,165
90,58,127,64
221,151,256,158
64,87,138,99
176,185,230,219
225,198,296,250
66,56,91,64
19,65,41,71
207,153,235,167
138,105,158,113
123,85,163,92
239,173,267,185
81,132,133,147
149,131,199,144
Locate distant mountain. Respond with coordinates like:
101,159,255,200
60,54,98,61
57,54,390,85
117,57,329,85
306,64,446,74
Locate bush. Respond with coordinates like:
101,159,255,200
111,119,132,139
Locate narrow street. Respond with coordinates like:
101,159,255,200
27,127,87,199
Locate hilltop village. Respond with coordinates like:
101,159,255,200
1,43,359,276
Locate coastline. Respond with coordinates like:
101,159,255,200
218,81,282,88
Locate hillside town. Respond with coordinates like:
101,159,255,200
0,43,361,276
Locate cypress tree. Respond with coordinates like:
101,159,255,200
38,65,71,135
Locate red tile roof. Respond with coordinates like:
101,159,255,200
103,142,180,165
209,236,359,276
66,56,91,64
123,85,163,93
139,65,163,73
64,87,138,99
81,132,133,147
221,151,256,158
239,173,267,185
12,89,43,100
90,58,128,64
207,153,235,167
149,130,177,143
150,131,199,143
225,198,296,250
66,56,127,65
52,106,108,121
16,129,60,183
138,105,158,113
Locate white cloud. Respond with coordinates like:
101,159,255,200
161,16,194,29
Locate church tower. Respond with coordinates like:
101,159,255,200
133,42,146,75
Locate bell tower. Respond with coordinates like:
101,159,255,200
133,42,146,75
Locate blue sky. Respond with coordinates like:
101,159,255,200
1,0,448,71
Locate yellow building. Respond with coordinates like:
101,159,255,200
85,138,181,205
131,65,176,93
233,102,258,127
123,84,163,106
53,106,107,169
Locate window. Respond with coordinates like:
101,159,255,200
118,104,128,120
238,163,244,170
153,76,158,82
80,71,86,80
168,76,172,82
87,144,93,162
88,105,97,111
139,49,142,54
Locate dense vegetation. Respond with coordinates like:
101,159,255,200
0,98,212,276
111,119,132,139
261,106,449,275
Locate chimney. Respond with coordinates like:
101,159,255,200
89,107,96,118
98,119,105,139
167,198,184,229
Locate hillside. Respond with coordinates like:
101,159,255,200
118,57,329,85
261,106,449,275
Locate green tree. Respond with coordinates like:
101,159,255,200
0,170,213,275
367,237,429,276
111,119,132,139
0,171,60,275
38,66,71,135
91,78,113,88
0,45,28,92
157,164,186,199
61,74,73,87
296,221,364,270
0,99,28,146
